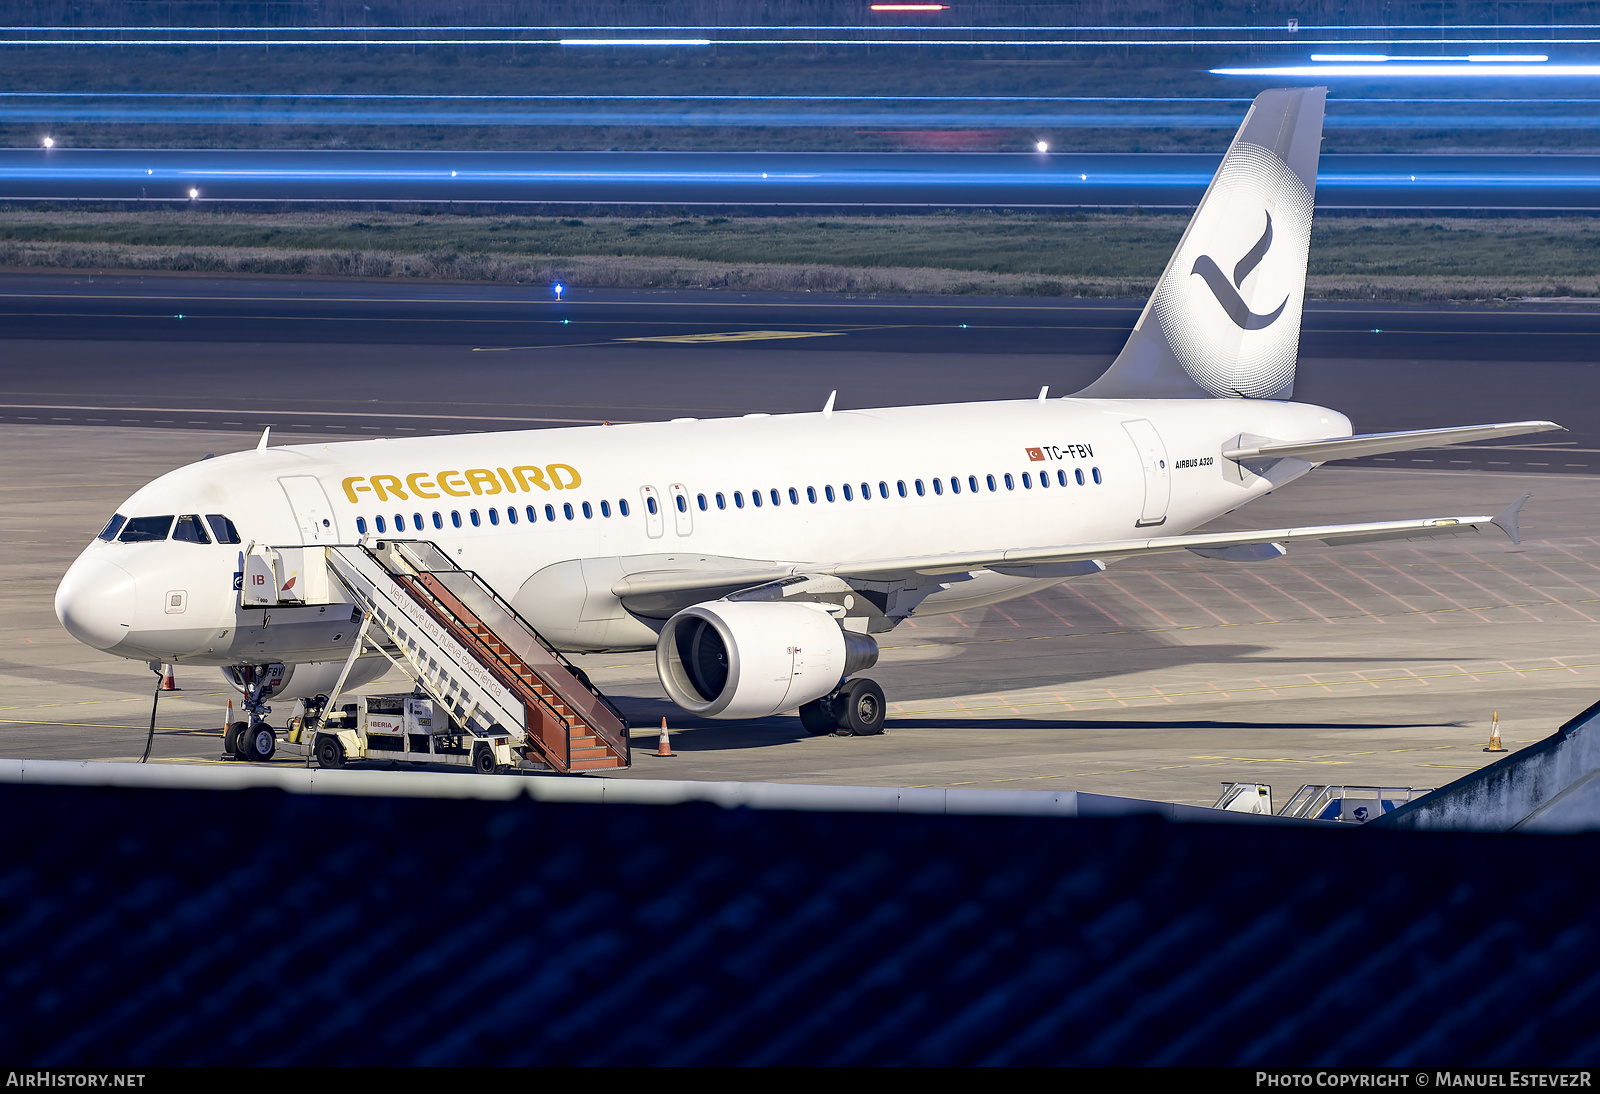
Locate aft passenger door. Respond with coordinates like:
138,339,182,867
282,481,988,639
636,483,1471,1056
1121,419,1171,527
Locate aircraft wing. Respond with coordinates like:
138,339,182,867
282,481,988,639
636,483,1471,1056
1223,420,1561,465
814,494,1531,581
612,496,1531,599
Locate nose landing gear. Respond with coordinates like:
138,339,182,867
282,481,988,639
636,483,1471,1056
799,677,887,737
222,663,283,762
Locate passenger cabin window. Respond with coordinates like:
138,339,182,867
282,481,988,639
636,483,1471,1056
119,515,174,542
619,499,631,517
171,514,211,544
356,517,368,535
97,514,127,541
524,506,537,523
807,487,817,504
507,506,519,524
375,516,387,533
788,488,799,505
204,514,241,543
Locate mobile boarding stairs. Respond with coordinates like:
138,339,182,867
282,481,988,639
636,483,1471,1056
241,538,630,774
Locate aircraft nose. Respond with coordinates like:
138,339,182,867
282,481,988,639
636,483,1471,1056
55,556,136,651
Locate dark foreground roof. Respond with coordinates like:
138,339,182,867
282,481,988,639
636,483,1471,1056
3,782,1597,1065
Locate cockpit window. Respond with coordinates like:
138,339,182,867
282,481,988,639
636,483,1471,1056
205,514,242,544
172,514,211,544
97,514,127,541
118,515,174,543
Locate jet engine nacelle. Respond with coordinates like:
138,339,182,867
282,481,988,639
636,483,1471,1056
656,600,878,720
221,656,391,701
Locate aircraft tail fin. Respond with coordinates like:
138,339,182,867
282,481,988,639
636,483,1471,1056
1077,87,1326,400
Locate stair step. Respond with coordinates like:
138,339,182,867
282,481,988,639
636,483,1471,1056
570,755,626,770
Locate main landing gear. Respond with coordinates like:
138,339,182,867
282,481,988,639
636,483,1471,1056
799,677,887,737
222,664,279,763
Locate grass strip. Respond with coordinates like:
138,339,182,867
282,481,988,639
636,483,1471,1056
3,209,1599,301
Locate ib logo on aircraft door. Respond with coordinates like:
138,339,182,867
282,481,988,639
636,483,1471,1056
1150,143,1313,399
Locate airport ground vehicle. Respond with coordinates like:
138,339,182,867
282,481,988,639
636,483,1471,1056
279,691,520,773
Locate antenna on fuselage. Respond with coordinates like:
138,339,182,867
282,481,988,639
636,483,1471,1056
822,390,837,419
256,426,271,450
1038,385,1049,401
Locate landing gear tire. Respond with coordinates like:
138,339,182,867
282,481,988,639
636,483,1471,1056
472,745,497,775
836,679,886,737
236,723,269,762
246,726,278,761
799,698,839,736
315,734,345,769
242,724,277,762
223,720,249,758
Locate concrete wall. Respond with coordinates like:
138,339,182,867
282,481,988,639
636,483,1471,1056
0,758,1322,825
1377,697,1600,832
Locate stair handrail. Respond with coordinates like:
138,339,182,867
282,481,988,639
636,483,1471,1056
328,544,576,768
367,538,629,730
393,573,577,742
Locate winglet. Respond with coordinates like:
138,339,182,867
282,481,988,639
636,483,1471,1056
822,390,836,419
1491,493,1532,546
256,427,271,450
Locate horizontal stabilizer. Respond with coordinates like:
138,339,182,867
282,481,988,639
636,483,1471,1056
1223,420,1562,465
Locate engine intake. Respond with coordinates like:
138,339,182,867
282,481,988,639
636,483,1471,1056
656,600,878,720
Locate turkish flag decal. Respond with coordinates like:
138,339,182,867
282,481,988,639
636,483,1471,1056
1025,447,1045,462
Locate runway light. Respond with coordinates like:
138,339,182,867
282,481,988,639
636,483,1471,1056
871,5,950,10
1035,140,1050,153
553,283,564,299
40,135,53,148
188,187,199,199
450,169,457,177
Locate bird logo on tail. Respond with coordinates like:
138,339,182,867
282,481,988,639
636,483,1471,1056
1190,212,1288,331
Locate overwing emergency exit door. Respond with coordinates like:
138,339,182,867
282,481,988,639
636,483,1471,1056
280,476,340,544
1121,419,1171,527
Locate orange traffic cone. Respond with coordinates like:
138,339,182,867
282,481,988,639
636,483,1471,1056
657,717,674,757
223,699,233,731
161,663,179,691
1484,711,1508,753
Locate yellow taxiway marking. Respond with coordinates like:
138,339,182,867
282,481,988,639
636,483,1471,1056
619,329,847,344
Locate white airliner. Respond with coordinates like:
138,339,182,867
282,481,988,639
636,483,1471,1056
55,88,1558,745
